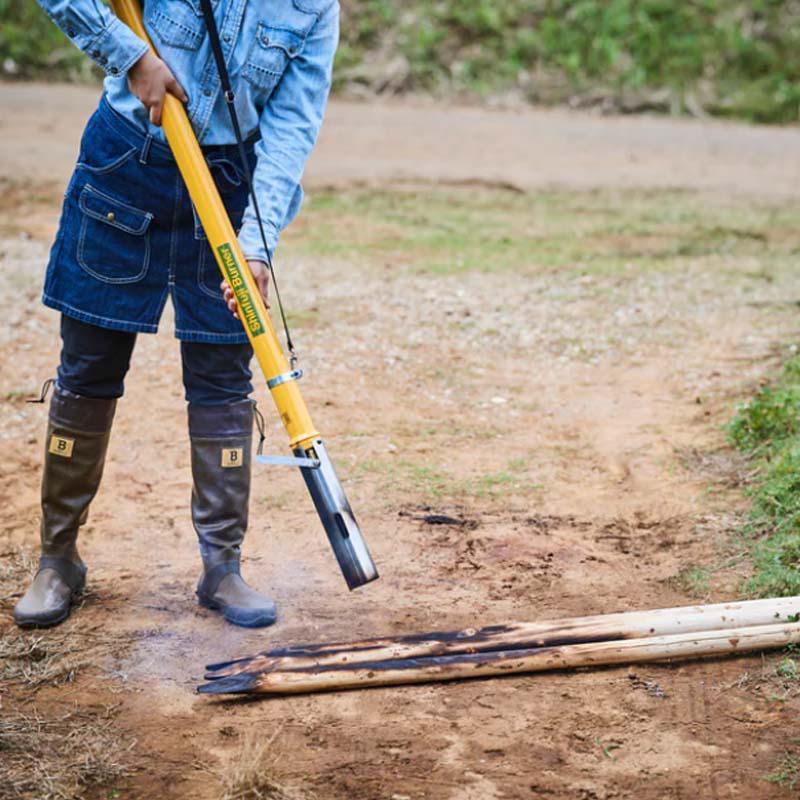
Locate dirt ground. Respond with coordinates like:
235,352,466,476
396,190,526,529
2,82,800,799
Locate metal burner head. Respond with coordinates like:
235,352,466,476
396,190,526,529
294,438,379,590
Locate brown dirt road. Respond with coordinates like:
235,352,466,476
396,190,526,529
1,82,800,799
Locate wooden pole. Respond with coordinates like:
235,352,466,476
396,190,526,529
204,596,800,681
198,621,800,695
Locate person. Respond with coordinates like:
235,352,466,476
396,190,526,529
14,0,339,629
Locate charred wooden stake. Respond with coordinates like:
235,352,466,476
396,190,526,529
198,621,800,695
204,596,800,681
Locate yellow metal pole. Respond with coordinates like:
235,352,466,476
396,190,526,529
110,0,318,450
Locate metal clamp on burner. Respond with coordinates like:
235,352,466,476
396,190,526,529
266,368,303,390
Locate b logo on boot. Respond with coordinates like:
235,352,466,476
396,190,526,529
49,435,75,458
221,447,243,468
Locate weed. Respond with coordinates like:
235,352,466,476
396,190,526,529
284,188,800,281
728,353,800,597
729,370,800,453
353,455,535,501
0,707,133,800
766,751,800,790
0,632,90,689
776,657,798,682
11,1,800,122
218,729,312,800
675,566,711,598
593,737,622,759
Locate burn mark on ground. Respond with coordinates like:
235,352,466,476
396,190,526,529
399,505,481,531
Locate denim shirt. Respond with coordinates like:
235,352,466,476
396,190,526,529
36,0,340,261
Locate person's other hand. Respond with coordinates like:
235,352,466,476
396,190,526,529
128,51,188,126
221,261,271,320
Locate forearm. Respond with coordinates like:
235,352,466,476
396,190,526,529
36,0,148,77
237,156,303,262
238,2,339,263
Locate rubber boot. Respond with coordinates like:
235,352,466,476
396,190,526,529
14,386,116,628
190,400,277,628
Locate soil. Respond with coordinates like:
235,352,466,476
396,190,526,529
1,81,800,799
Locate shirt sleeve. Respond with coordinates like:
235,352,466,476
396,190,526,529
36,0,149,78
237,2,339,263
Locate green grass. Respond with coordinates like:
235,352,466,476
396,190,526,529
352,456,538,500
676,565,712,597
288,187,800,279
6,0,800,122
337,0,800,123
728,353,800,597
766,750,800,790
776,656,799,682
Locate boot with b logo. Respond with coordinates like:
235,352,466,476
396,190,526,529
14,385,116,628
189,400,277,628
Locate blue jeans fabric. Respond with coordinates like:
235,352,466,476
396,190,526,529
57,315,253,405
43,96,256,344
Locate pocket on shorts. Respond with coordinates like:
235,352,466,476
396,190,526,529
197,244,223,299
242,23,306,94
77,113,139,175
77,184,153,285
77,144,138,175
195,208,246,299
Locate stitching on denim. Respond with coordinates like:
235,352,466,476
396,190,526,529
242,22,306,90
84,18,116,53
79,184,153,234
76,213,151,285
241,64,281,93
256,22,307,48
43,295,160,332
138,134,153,165
197,246,225,300
154,284,171,320
149,8,203,49
244,61,286,79
100,96,174,161
191,202,207,240
168,172,182,284
292,0,336,16
176,329,250,342
77,146,138,175
44,226,66,297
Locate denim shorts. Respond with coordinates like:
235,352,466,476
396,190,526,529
43,95,255,344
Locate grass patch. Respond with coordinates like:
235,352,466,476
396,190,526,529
766,750,800,791
0,706,133,800
0,548,92,690
0,632,91,690
218,730,311,800
354,456,538,500
675,565,711,598
285,187,800,278
728,352,800,596
9,1,800,123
